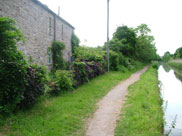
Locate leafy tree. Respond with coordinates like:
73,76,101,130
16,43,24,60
174,47,182,58
113,25,137,57
162,51,171,62
135,24,151,37
135,24,158,62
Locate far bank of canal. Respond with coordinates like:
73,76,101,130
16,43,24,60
158,65,182,136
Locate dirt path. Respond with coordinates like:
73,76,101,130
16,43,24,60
86,66,149,136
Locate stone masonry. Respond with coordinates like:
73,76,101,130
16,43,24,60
0,0,74,69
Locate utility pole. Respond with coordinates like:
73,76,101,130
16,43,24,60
107,0,110,72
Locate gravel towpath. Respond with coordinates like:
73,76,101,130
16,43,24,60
86,66,149,136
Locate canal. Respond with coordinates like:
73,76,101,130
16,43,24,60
158,65,182,136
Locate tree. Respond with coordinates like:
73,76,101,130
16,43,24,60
135,24,151,37
135,24,158,62
113,25,137,57
162,51,171,62
174,47,182,59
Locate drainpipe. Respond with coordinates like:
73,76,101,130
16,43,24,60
54,15,56,41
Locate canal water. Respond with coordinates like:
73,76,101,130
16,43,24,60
158,65,182,136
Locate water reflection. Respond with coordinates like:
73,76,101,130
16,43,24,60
158,65,182,136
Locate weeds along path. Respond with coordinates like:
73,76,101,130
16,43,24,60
86,66,149,136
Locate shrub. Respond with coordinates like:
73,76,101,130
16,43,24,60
0,17,47,114
18,65,47,109
52,70,73,95
85,61,105,79
52,41,66,71
73,46,106,63
0,17,27,114
118,65,128,72
151,61,159,69
118,53,127,66
109,51,119,71
73,61,88,86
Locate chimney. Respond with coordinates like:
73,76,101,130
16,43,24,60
58,6,60,16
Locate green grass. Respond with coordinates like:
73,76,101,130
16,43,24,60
168,62,182,71
115,67,164,136
0,66,144,136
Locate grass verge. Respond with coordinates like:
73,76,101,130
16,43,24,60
115,66,164,136
168,62,182,71
0,65,144,136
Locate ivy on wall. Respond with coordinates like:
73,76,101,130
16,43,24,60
51,41,66,71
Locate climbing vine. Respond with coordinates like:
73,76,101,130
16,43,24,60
51,41,66,71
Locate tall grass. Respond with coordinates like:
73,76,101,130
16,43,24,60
115,67,164,136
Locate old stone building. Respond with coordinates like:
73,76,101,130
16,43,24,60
0,0,74,68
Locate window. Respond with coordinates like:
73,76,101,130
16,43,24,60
48,17,53,36
47,48,52,64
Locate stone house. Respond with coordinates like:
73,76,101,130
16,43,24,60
0,0,74,69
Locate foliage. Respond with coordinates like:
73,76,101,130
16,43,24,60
109,50,119,71
72,60,105,86
174,47,182,59
135,24,158,62
52,41,66,71
162,51,171,62
113,25,137,57
0,17,47,114
115,67,164,136
0,17,28,114
71,33,80,53
107,24,158,63
151,61,159,69
72,46,106,86
73,46,106,63
0,69,138,136
18,65,47,109
72,61,88,86
85,61,105,78
52,70,73,95
135,24,151,37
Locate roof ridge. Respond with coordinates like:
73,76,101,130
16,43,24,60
32,0,75,29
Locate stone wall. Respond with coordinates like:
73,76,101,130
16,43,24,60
0,0,74,69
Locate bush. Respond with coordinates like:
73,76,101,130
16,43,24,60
18,65,47,109
72,60,105,86
73,46,106,63
118,65,128,72
73,61,88,86
50,70,73,95
85,61,105,79
151,61,159,69
0,17,28,114
0,17,47,114
109,51,119,71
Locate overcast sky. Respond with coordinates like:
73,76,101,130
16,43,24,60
40,0,182,56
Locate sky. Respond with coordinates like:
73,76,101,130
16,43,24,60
39,0,182,56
